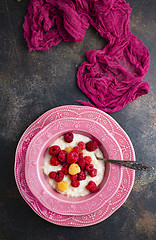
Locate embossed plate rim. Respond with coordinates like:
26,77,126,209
14,105,135,227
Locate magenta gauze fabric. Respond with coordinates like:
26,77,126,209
23,0,150,113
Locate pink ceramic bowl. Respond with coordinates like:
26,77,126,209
25,117,123,216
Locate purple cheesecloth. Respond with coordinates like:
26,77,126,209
23,0,150,113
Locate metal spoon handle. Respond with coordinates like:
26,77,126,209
97,158,154,171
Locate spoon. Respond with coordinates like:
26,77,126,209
96,157,154,171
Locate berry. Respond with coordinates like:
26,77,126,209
77,171,86,181
73,146,82,154
57,181,69,192
68,163,81,175
88,168,97,177
55,170,64,182
86,181,98,193
79,152,84,161
86,140,98,151
78,141,86,150
65,146,73,154
77,159,86,171
64,132,74,143
86,164,94,172
49,171,56,179
49,145,61,156
71,180,80,188
61,162,70,175
70,174,78,181
84,156,92,165
50,156,60,166
58,150,67,163
67,151,79,164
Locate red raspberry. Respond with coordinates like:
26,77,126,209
78,171,86,181
86,140,98,151
70,174,78,181
58,150,67,163
88,168,97,177
49,171,56,179
64,132,74,143
50,156,60,166
67,151,79,164
49,145,61,156
71,180,80,188
73,146,82,154
84,156,92,165
86,164,94,172
55,170,64,182
86,181,98,193
78,141,86,150
62,162,70,175
77,159,86,171
79,152,84,161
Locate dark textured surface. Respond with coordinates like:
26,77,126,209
0,0,156,239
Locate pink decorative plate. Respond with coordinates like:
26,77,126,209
15,105,135,227
25,117,123,216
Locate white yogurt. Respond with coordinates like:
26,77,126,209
42,134,105,197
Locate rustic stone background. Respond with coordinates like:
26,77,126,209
0,0,156,239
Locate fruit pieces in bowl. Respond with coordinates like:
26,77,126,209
42,132,105,197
